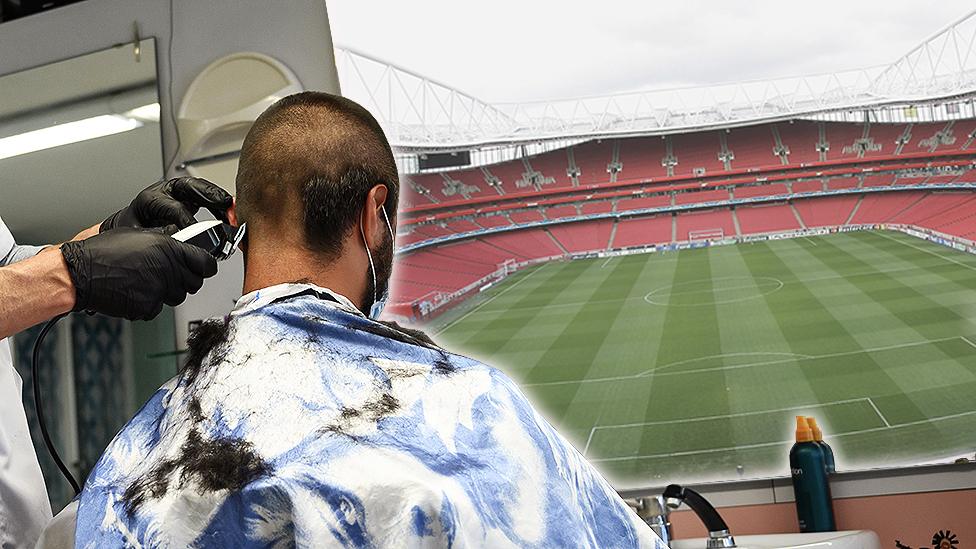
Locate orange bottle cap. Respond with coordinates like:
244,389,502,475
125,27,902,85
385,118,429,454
795,416,814,442
806,417,824,441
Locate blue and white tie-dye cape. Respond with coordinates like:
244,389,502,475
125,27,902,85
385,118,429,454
76,283,661,548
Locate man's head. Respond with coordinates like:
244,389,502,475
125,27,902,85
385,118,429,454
233,91,399,313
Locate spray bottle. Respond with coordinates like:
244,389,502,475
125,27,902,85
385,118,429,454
789,416,836,532
806,416,836,473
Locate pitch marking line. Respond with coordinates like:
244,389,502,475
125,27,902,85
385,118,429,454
601,256,614,268
524,337,961,388
583,427,598,456
593,397,871,431
582,387,613,457
455,263,950,318
643,277,784,307
635,337,964,378
960,335,976,350
875,230,976,273
582,395,612,457
641,351,814,374
434,263,548,336
591,409,976,463
867,397,891,427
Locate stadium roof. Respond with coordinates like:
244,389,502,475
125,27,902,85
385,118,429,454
335,9,976,151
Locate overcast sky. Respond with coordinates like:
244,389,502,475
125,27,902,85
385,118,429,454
326,1,974,103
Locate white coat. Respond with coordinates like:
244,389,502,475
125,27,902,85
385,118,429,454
0,218,52,548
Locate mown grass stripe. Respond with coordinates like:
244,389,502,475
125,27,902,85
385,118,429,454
808,234,976,432
739,238,926,457
427,232,976,487
638,247,735,461
439,260,579,351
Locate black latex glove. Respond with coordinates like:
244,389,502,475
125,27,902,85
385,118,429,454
101,177,233,232
60,228,218,321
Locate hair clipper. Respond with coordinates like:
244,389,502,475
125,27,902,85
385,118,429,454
170,220,247,261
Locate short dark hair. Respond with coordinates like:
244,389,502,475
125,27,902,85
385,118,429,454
235,91,399,258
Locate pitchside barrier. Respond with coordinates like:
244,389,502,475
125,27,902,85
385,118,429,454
398,224,976,323
393,255,564,323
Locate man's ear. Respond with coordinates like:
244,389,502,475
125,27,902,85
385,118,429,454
227,199,239,227
362,184,389,249
226,200,248,254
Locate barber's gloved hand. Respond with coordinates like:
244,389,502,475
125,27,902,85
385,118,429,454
60,227,218,320
101,177,233,232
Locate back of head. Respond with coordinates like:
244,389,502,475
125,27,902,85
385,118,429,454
235,91,399,258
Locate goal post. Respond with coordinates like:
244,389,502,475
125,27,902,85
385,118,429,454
498,258,517,277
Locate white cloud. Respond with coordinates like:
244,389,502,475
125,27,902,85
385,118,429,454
325,0,974,102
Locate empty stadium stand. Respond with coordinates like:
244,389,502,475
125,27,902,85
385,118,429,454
775,121,823,165
548,220,614,253
726,125,780,170
792,196,859,227
617,136,668,180
850,192,926,224
791,180,824,194
617,194,671,212
611,215,673,249
675,188,729,205
734,183,789,198
386,117,976,320
677,208,736,240
735,203,801,234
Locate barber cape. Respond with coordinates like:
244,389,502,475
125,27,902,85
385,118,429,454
76,283,661,548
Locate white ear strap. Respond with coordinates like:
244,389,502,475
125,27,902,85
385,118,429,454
361,222,377,304
381,207,394,245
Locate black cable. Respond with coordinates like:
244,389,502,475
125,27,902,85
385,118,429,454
31,313,81,495
164,0,182,174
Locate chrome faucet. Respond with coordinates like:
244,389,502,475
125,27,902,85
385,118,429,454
633,484,736,548
632,495,674,546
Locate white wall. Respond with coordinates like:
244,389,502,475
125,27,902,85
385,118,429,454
1,0,343,348
0,0,340,174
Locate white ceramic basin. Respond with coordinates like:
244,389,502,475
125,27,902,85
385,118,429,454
670,530,880,549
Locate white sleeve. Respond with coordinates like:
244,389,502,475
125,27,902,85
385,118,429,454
0,217,69,546
0,217,45,266
0,219,14,261
0,341,53,548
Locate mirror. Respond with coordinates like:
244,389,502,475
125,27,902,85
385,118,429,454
0,39,171,510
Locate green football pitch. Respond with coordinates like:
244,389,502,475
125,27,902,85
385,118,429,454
425,230,976,489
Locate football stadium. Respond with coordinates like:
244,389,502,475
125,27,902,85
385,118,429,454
5,0,976,545
336,10,976,491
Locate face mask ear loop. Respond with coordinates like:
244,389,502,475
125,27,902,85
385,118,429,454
361,221,377,307
380,206,396,254
382,206,394,244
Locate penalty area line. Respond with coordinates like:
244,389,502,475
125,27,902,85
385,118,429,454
867,397,891,428
593,397,873,431
523,336,959,387
959,335,976,350
590,408,976,463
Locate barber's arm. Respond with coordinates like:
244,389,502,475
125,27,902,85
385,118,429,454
0,177,232,339
0,247,75,338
